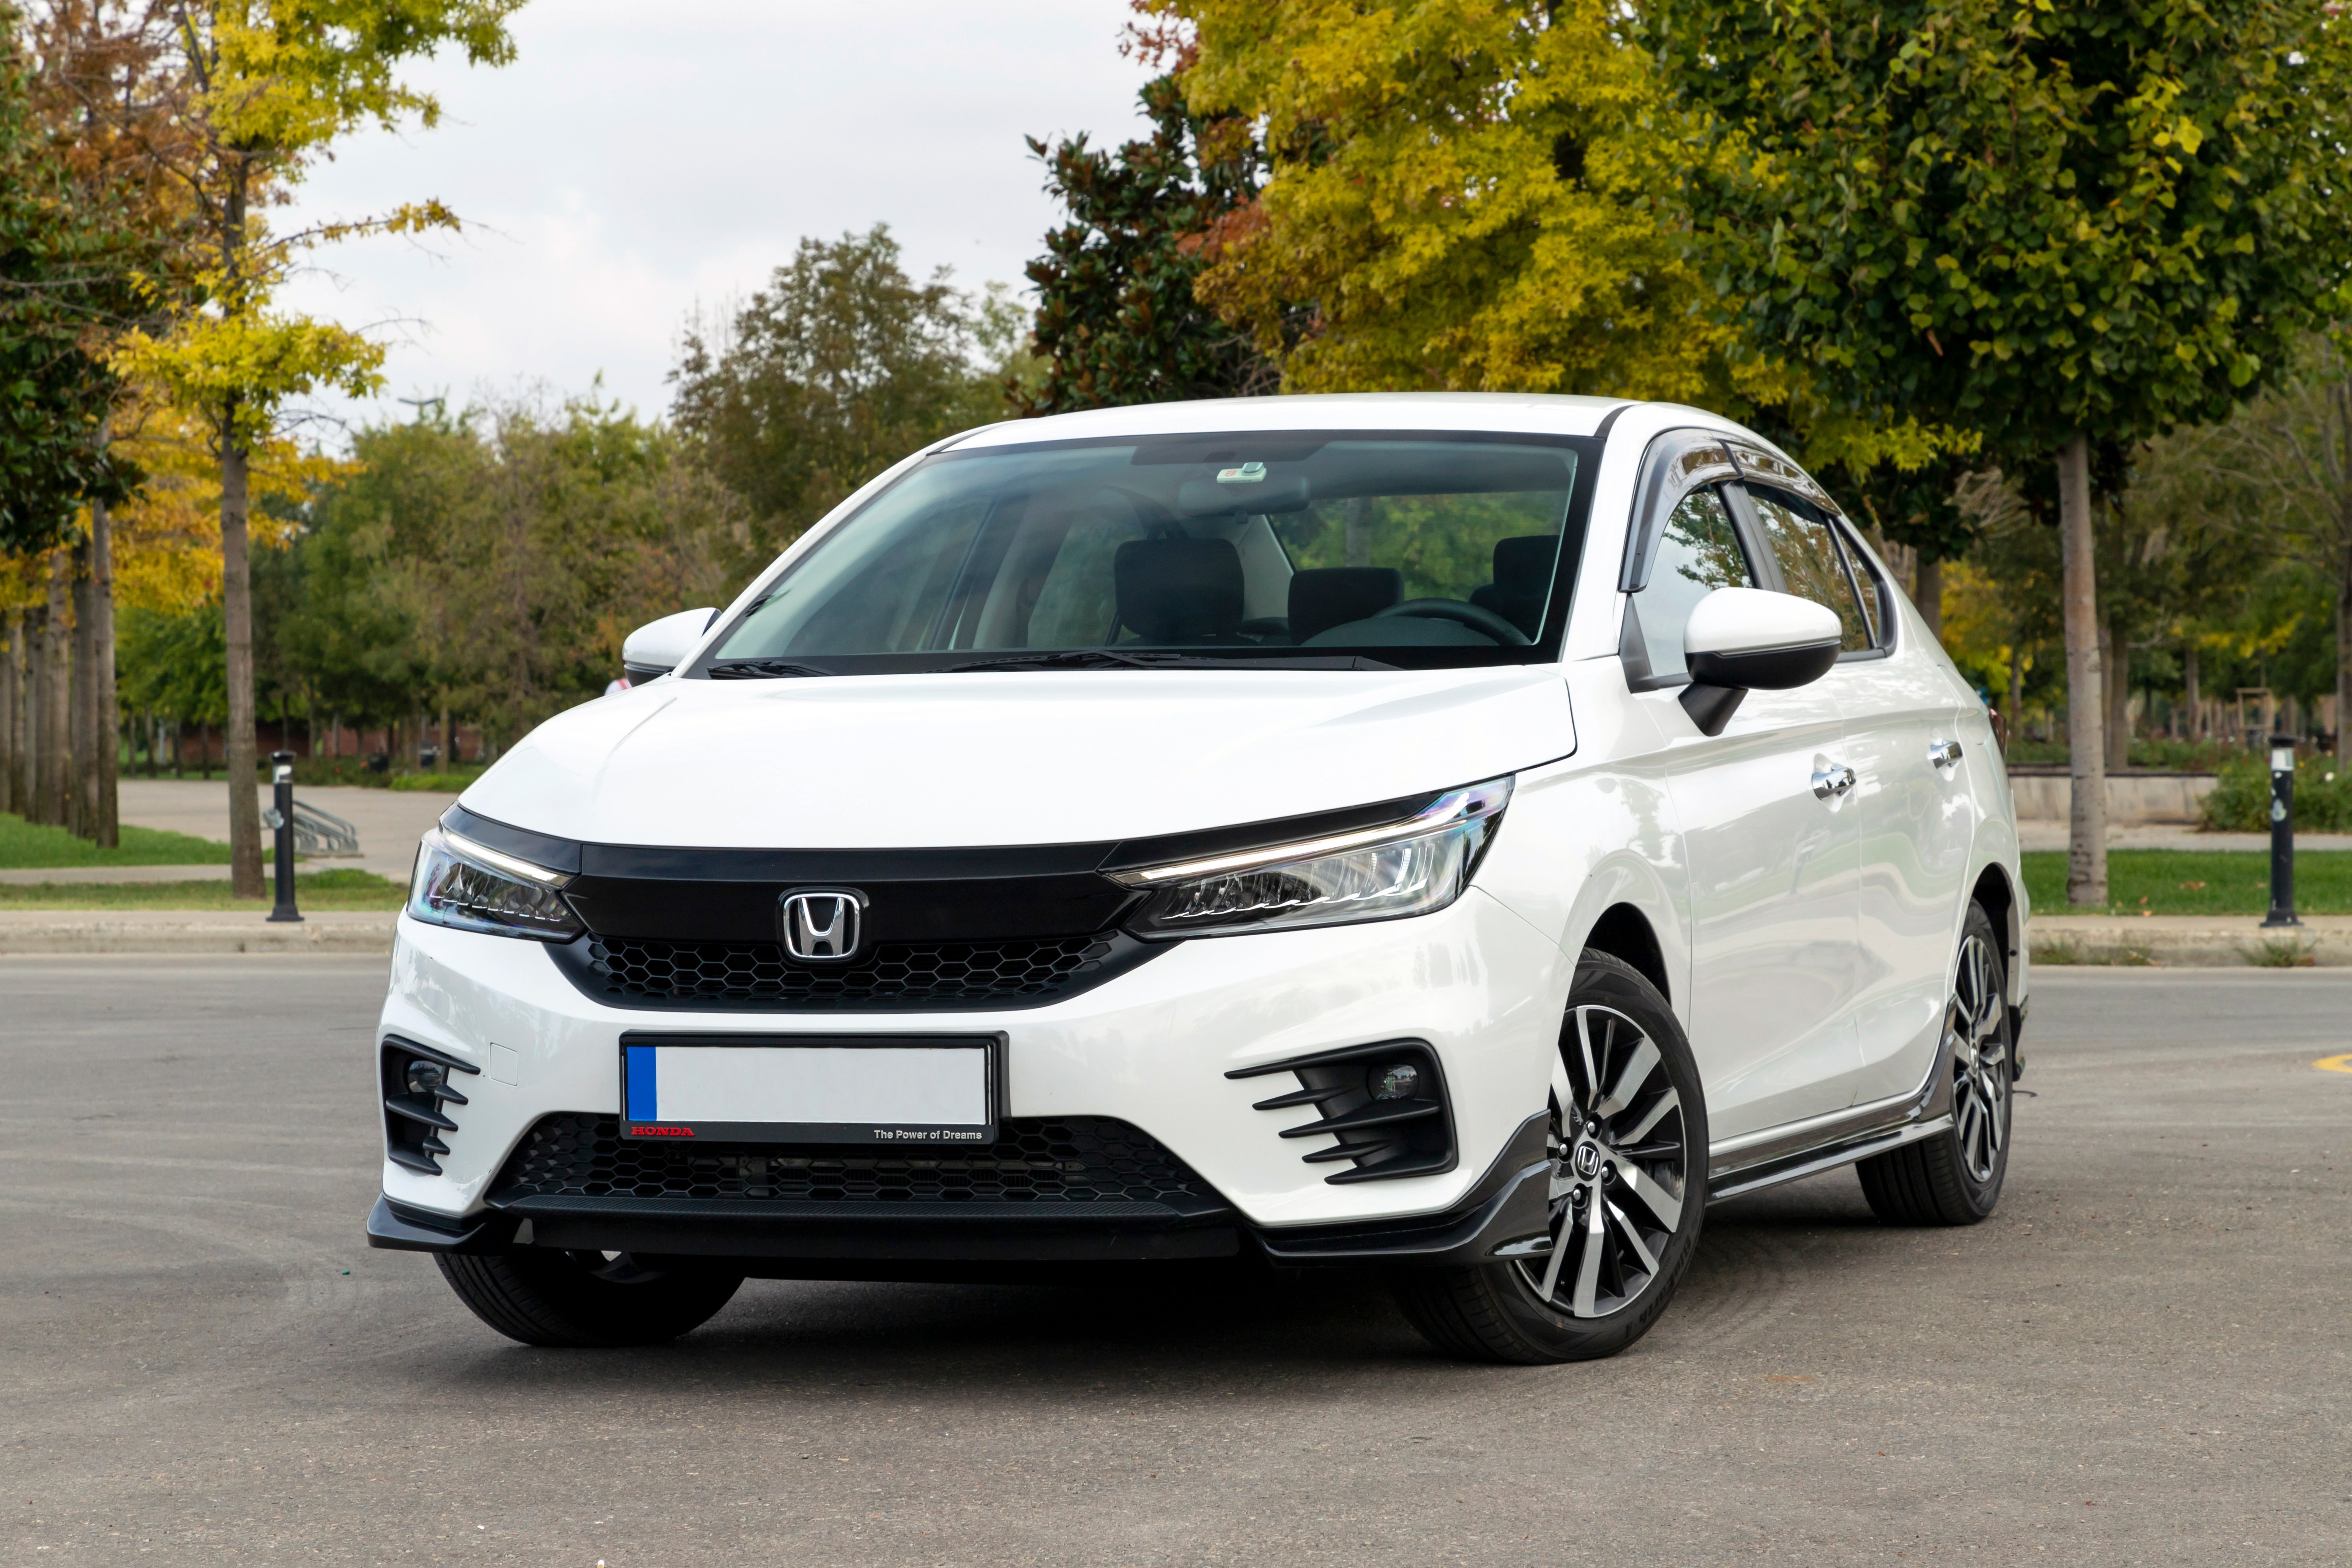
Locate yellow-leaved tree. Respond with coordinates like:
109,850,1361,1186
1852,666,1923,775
1166,0,1726,400
1157,0,1963,505
109,0,522,894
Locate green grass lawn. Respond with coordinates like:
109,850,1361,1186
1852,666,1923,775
2022,849,2352,916
0,812,233,868
0,868,405,911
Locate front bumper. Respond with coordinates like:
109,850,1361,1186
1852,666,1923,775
373,888,1571,1245
367,1110,1554,1268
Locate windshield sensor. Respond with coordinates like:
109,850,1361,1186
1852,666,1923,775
948,650,1395,673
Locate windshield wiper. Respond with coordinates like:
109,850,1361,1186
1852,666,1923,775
947,650,1395,673
707,658,833,679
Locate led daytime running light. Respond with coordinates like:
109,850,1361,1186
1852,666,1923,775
1110,778,1514,888
440,827,570,886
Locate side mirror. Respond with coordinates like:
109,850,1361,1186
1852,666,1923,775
1678,587,1842,736
621,607,716,685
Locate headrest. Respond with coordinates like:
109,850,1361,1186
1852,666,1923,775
1114,537,1245,643
1289,567,1403,644
1492,534,1560,592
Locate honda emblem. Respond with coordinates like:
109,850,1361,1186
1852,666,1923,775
779,889,865,962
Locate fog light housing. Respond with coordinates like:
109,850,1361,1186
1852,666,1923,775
405,1060,447,1096
1369,1061,1422,1101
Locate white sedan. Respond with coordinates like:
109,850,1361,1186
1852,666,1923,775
369,393,2027,1364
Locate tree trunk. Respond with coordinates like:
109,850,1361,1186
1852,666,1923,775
2007,647,2024,753
40,554,72,828
2184,642,2202,743
0,609,17,817
90,497,118,846
1914,554,1944,644
1344,497,1372,567
2338,514,2352,757
221,437,264,897
441,704,454,767
2104,617,2132,774
2059,435,2107,906
70,532,96,839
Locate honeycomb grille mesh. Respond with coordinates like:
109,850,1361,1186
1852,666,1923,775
582,934,1118,1003
493,1113,1215,1206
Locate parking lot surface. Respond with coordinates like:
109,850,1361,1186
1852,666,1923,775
3,958,2346,1565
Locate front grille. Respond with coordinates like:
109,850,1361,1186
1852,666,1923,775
491,1112,1219,1207
572,933,1136,1006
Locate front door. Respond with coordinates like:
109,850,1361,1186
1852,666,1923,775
1742,487,1973,1110
1625,479,1865,1141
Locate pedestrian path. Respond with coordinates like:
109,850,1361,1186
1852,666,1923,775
114,779,456,877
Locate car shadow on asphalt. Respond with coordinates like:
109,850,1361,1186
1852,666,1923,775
402,1173,1919,1394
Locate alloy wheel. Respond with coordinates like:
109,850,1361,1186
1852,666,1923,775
1512,1004,1692,1318
1947,931,2011,1184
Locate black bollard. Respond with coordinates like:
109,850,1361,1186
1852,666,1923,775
266,750,303,924
2261,733,2300,929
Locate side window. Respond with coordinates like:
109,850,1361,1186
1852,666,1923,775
1635,486,1753,679
1748,490,1874,653
1840,526,1889,646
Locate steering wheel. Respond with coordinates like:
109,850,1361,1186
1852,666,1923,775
1374,598,1532,646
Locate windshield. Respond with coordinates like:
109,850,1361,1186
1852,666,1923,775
699,433,1593,673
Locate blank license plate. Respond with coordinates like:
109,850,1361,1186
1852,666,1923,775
617,1034,997,1145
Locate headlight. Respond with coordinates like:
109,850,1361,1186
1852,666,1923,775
407,827,583,941
1112,777,1513,939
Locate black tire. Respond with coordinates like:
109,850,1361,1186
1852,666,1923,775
435,1248,744,1347
1857,900,2014,1226
1393,951,1708,1364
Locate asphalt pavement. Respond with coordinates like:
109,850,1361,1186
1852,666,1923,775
3,959,2346,1565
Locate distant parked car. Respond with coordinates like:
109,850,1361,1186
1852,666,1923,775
369,394,2029,1363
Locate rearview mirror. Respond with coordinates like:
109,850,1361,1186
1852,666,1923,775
1678,587,1842,735
621,607,716,684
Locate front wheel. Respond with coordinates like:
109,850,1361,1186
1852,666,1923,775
1856,900,2014,1225
1393,951,1708,1364
436,1248,744,1347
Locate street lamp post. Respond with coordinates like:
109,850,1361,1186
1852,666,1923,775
2262,734,2300,929
266,750,303,924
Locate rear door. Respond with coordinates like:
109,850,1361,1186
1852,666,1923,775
1620,454,1864,1142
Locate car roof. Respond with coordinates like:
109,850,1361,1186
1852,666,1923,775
943,392,1636,450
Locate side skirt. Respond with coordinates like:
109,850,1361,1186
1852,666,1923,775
1704,1038,1955,1205
1706,1115,1953,1203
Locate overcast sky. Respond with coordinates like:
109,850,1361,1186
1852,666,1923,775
276,0,1154,439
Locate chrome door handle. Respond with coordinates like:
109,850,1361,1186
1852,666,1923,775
1929,739,1963,770
1811,764,1857,801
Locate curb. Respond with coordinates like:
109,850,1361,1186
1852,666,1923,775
0,911,398,955
2029,916,2352,968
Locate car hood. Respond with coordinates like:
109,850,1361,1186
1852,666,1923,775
457,667,1577,850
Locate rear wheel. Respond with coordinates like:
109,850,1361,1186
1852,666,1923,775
1856,901,2013,1226
436,1248,743,1347
1393,951,1707,1363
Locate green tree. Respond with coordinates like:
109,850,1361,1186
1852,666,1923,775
104,0,524,895
116,601,225,771
1648,0,2352,902
671,225,1016,557
1021,70,1271,413
285,393,745,751
0,4,136,557
2189,333,2352,739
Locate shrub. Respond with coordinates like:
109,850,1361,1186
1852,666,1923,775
2199,754,2352,833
